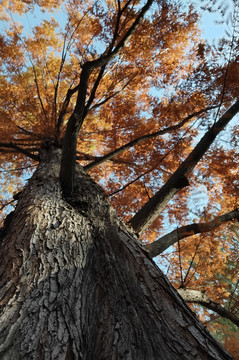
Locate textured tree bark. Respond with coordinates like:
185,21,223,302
0,147,234,359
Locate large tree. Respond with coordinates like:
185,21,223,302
0,0,238,358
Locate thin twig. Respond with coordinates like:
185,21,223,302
0,142,39,161
84,104,220,172
227,278,239,310
109,152,170,196
7,12,48,121
177,231,184,288
183,238,202,285
214,3,238,122
0,199,16,211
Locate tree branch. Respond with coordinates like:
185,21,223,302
83,0,153,116
89,74,136,112
55,12,93,134
56,9,96,136
128,99,239,235
0,199,16,211
143,210,239,257
60,0,155,196
84,0,154,71
56,84,80,136
53,34,68,127
60,66,91,195
17,126,43,140
83,0,124,115
178,289,239,327
109,151,171,196
31,63,48,121
77,151,137,166
84,105,218,172
0,142,40,161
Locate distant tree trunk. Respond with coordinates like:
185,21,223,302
0,146,233,359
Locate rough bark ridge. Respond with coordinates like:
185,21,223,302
0,147,233,359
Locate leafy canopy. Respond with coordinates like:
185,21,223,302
0,0,238,352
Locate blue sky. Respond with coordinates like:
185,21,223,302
1,1,237,270
201,12,226,40
3,1,231,44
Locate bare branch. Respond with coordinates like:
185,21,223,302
128,99,239,235
84,66,107,116
60,0,155,196
121,0,133,13
53,32,68,126
55,10,93,135
183,238,202,286
30,61,49,122
82,0,154,72
84,104,218,172
0,199,16,211
56,84,80,136
178,289,239,327
0,165,36,173
213,9,237,123
110,164,157,196
143,210,239,257
77,151,137,166
17,126,43,140
109,151,171,196
0,142,40,161
89,74,137,112
6,12,48,121
83,0,139,116
228,279,239,311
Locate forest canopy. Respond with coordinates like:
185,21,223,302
0,0,238,355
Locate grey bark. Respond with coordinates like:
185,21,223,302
0,147,234,359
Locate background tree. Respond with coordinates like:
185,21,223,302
0,0,238,358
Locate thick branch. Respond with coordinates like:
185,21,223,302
83,0,123,115
144,210,239,257
178,289,239,327
85,0,154,71
60,0,155,196
60,66,90,195
84,105,218,172
0,142,40,161
129,99,239,235
56,84,80,136
56,11,98,136
58,0,123,134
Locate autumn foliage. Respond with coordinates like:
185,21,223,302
0,0,238,353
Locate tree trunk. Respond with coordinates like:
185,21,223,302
0,147,233,359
